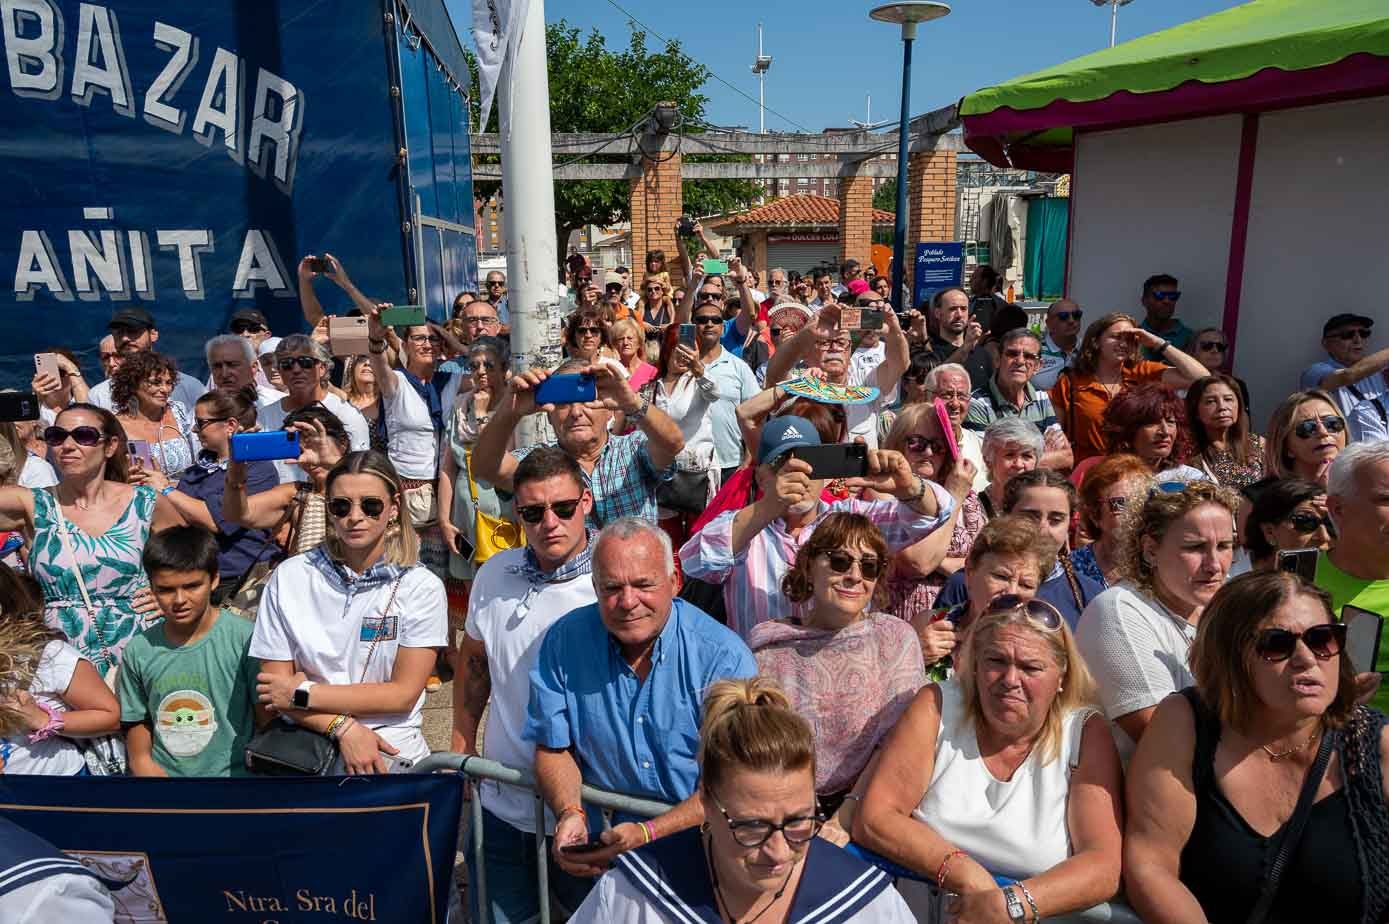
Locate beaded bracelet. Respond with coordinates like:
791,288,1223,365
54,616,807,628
936,849,966,889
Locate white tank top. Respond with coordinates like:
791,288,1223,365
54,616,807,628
912,682,1096,882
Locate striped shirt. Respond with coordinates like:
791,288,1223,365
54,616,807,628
678,486,955,641
964,376,1058,433
511,431,673,528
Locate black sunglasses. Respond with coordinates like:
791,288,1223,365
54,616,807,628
1293,415,1345,440
1331,328,1371,341
1198,341,1228,353
817,550,884,580
709,792,823,848
696,292,722,303
693,316,723,327
43,425,104,447
327,496,387,520
230,322,265,335
1254,623,1346,662
1285,512,1332,535
574,326,603,336
1053,310,1083,322
277,356,319,371
904,434,948,455
193,416,230,432
515,498,583,524
769,327,784,338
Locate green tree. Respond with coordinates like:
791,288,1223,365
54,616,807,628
873,177,897,213
472,23,764,268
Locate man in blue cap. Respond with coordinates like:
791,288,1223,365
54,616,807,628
680,415,974,640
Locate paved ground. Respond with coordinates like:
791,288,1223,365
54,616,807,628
420,680,473,913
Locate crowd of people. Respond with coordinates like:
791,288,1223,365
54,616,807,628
0,238,1386,924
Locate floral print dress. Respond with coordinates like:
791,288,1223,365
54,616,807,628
30,486,158,678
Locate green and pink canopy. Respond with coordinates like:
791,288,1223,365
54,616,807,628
960,0,1389,171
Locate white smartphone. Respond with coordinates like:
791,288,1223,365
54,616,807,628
1343,605,1383,675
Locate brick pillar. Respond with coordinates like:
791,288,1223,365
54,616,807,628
907,148,957,244
629,152,683,286
837,170,874,269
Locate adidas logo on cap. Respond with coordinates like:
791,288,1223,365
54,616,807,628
781,426,801,441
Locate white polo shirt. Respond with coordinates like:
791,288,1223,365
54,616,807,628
464,546,597,833
249,552,448,762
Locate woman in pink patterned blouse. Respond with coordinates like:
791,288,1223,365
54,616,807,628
750,513,927,847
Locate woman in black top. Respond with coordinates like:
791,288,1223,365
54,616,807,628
1124,571,1388,924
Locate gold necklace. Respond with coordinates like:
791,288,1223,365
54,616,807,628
1261,727,1321,762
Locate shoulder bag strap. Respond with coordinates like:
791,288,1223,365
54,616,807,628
358,575,404,683
1245,728,1337,924
462,448,479,505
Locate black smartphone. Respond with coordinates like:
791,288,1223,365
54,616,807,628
307,255,331,274
678,323,697,347
560,837,608,855
790,443,869,480
676,216,695,238
1343,605,1384,675
0,392,40,422
453,531,475,561
1277,548,1319,583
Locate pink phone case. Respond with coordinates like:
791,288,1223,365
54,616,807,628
934,398,960,461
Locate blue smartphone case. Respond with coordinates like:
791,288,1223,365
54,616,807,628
533,373,596,405
230,431,302,462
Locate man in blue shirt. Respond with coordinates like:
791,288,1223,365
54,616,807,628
1301,312,1389,419
525,517,756,883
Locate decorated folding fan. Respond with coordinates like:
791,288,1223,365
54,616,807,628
778,374,880,406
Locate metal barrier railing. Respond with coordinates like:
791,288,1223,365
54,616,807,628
415,752,1142,924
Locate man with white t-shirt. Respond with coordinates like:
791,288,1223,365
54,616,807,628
205,335,284,405
451,447,598,923
256,335,370,482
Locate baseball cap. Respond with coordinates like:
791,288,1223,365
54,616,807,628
257,337,282,358
108,306,155,331
1322,313,1373,337
757,415,821,466
604,271,625,288
229,308,268,330
847,279,871,297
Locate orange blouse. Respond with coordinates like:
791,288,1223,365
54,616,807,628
1050,360,1168,463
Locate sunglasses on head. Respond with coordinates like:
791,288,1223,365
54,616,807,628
277,356,319,371
1198,340,1228,352
1150,291,1182,301
1331,328,1371,341
904,434,948,455
1053,310,1083,322
816,550,884,580
43,425,104,447
983,593,1064,631
1293,415,1345,439
327,496,387,519
515,498,583,524
1253,623,1346,662
1147,481,1188,500
1285,511,1332,534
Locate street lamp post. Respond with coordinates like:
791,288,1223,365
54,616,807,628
870,2,951,314
1090,0,1135,49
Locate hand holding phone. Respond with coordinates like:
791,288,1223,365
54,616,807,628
230,431,302,462
676,216,695,238
559,837,610,856
678,323,697,347
533,373,597,407
791,443,869,480
328,316,370,356
34,352,62,383
306,255,331,275
127,439,154,472
0,393,40,423
702,259,729,275
1343,605,1383,676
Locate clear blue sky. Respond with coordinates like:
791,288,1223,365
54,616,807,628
527,0,1247,131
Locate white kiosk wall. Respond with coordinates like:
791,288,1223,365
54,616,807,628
1068,114,1241,344
1239,96,1389,418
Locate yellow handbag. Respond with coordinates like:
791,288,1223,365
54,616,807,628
464,448,525,564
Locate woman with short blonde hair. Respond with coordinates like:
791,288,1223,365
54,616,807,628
1263,389,1348,485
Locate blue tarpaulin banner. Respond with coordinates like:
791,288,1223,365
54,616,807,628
0,773,463,923
912,242,965,308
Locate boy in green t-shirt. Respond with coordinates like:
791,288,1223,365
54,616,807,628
118,526,266,777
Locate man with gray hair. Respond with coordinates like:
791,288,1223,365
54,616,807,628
205,334,283,404
926,362,989,492
526,516,756,891
965,327,1073,471
1317,439,1389,713
256,333,370,481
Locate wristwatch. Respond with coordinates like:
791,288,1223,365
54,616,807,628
1002,886,1027,922
292,680,316,709
626,397,651,423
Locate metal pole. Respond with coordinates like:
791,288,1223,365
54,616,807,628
1109,0,1118,47
889,23,916,314
757,24,766,133
498,0,561,446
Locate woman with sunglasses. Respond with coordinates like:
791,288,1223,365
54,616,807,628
1073,454,1153,587
1185,373,1265,489
879,404,984,620
568,677,916,923
155,388,280,614
751,514,926,845
1051,312,1207,465
1075,480,1240,760
564,308,608,364
1125,571,1388,924
255,335,371,482
638,276,674,335
856,594,1125,923
1264,389,1348,485
111,350,199,479
250,451,447,774
1242,478,1333,572
0,405,182,677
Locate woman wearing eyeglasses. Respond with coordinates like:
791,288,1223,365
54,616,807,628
1075,481,1240,760
1241,478,1333,572
1264,389,1348,486
568,677,917,923
879,405,984,620
750,514,926,845
1125,571,1389,924
1073,454,1153,587
0,405,182,677
1186,373,1265,489
111,350,199,479
250,450,447,774
1051,312,1207,465
855,594,1125,924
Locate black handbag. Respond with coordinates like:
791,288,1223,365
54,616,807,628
656,469,710,514
243,575,403,776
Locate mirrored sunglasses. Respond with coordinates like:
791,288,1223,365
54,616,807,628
1293,415,1345,440
327,496,387,519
